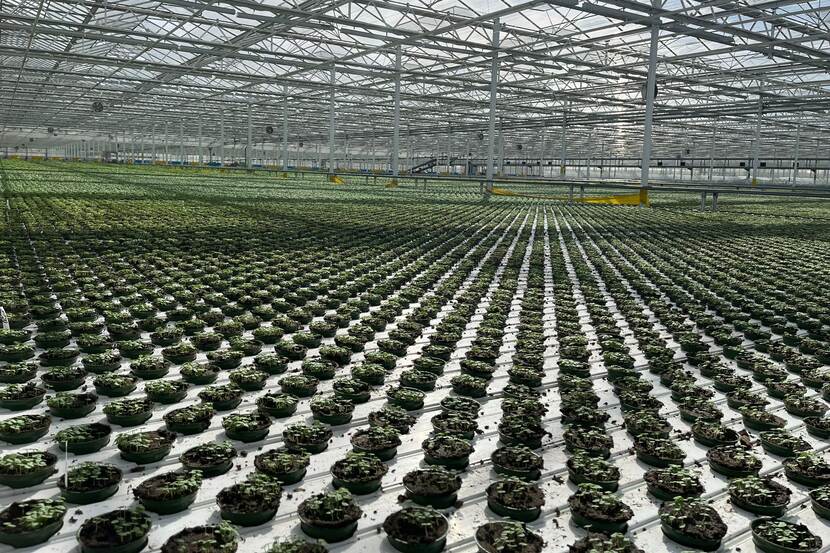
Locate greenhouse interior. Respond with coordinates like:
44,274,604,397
1,0,830,552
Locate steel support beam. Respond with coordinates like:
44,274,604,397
640,19,659,188
485,17,501,189
391,45,401,179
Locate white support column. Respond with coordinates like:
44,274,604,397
282,85,289,168
640,19,659,188
497,117,504,176
198,117,203,164
151,126,156,163
328,66,336,175
164,122,169,163
179,120,184,164
792,121,801,186
539,129,546,177
220,111,225,165
485,17,501,188
751,96,763,185
708,119,717,181
391,46,402,180
247,102,253,169
560,101,568,176
371,129,376,172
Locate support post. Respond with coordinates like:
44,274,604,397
792,121,801,187
708,120,717,181
711,191,719,211
220,110,225,165
485,17,501,190
560,101,568,176
752,96,763,186
246,102,253,169
328,66,336,177
282,85,289,169
391,45,402,181
179,120,184,164
640,18,659,188
198,117,202,164
700,191,707,211
151,126,156,162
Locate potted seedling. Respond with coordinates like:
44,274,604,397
568,533,643,553
568,483,633,534
164,402,214,434
784,394,828,418
491,446,543,480
130,355,171,379
222,411,272,442
180,441,237,477
279,374,319,398
741,406,787,431
134,470,202,514
634,435,685,468
257,391,299,418
145,379,189,404
116,429,176,464
729,476,791,516
311,395,355,425
46,392,97,419
351,425,402,460
77,508,151,553
298,488,362,542
217,473,282,526
55,423,112,454
103,397,153,426
423,433,474,469
0,451,57,488
333,378,372,403
2,382,48,415
809,485,830,520
39,347,82,368
57,462,122,504
678,399,722,423
351,362,386,385
284,422,333,454
560,405,610,428
566,452,621,492
229,366,269,391
160,342,198,364
180,362,220,385
660,497,727,551
441,396,482,416
0,414,51,444
431,411,478,440
403,468,462,508
0,344,35,363
253,353,289,375
499,416,547,449
707,444,762,478
206,350,244,370
387,386,426,410
331,451,388,494
0,498,66,548
255,448,311,484
0,362,38,384
161,522,239,553
760,429,812,457
265,539,328,553
691,421,739,447
93,372,138,397
198,384,243,410
784,452,830,487
645,466,704,500
413,356,445,376
486,478,545,522
275,341,308,361
450,374,488,398
474,521,543,553
41,365,87,391
564,426,613,458
751,518,821,553
624,411,671,438
369,404,417,434
805,416,830,439
383,507,449,553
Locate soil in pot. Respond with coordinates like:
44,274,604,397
116,429,176,464
134,470,202,514
57,462,122,504
0,413,51,444
474,522,544,553
728,476,791,516
486,478,545,522
298,488,362,543
751,518,821,553
217,473,282,526
77,508,151,553
222,411,272,442
659,497,727,552
46,392,98,418
707,444,762,478
691,421,739,447
180,441,237,477
332,452,388,494
0,498,66,548
383,507,449,553
403,468,462,508
564,426,612,458
284,422,333,454
568,533,644,553
255,448,311,484
566,452,621,492
784,452,830,487
491,446,544,480
55,422,112,454
164,402,215,435
0,451,57,488
423,433,474,469
644,466,704,500
257,392,299,418
161,522,239,553
350,426,402,460
567,483,633,534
